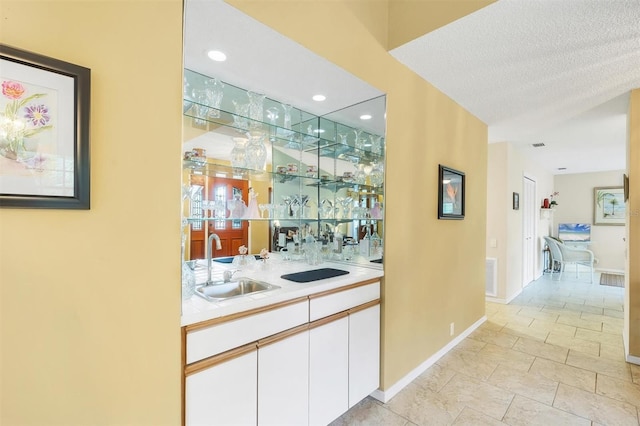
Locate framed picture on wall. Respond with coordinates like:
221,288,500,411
594,186,625,226
513,192,520,210
0,44,91,209
438,165,465,219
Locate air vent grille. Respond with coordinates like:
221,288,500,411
532,143,546,148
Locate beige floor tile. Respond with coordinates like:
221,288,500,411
412,363,456,393
481,320,507,332
529,318,576,337
542,306,582,318
517,307,559,322
557,315,603,331
385,382,457,425
500,323,550,342
512,336,568,363
566,350,632,382
574,328,624,347
438,374,515,420
563,303,605,315
330,397,409,426
631,364,640,384
436,347,498,381
596,374,640,409
604,308,625,318
478,343,536,372
455,337,487,353
600,343,627,362
545,332,601,356
491,314,534,328
602,321,624,335
581,312,624,327
553,383,639,425
487,364,558,405
468,327,520,349
503,394,591,426
529,357,596,392
451,407,507,425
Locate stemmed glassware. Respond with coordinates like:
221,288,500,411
282,195,292,217
354,128,366,151
259,203,268,219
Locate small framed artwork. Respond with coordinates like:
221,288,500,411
513,192,520,210
438,165,465,220
0,44,91,209
594,186,625,226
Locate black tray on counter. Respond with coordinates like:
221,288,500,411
281,268,349,283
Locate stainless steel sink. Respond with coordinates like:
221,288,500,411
195,279,280,302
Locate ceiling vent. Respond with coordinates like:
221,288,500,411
558,167,567,171
532,143,546,148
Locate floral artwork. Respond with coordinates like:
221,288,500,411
0,45,90,208
0,79,54,166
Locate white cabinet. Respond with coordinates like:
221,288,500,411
258,326,309,426
309,314,349,426
185,346,257,426
349,303,381,407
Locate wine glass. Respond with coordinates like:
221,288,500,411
259,203,267,218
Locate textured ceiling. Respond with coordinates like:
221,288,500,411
390,0,640,174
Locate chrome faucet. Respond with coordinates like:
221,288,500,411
207,233,222,285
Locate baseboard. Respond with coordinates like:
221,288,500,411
486,288,522,305
370,315,487,403
626,353,640,365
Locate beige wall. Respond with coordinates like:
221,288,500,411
387,0,497,50
0,1,183,424
486,142,554,302
627,89,640,357
228,0,488,389
554,171,627,272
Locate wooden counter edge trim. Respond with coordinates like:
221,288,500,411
308,310,349,330
348,299,380,315
184,342,257,377
307,278,380,300
184,296,309,333
257,323,310,348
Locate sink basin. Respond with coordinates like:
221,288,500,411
195,279,280,302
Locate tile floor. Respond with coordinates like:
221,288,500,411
331,272,640,425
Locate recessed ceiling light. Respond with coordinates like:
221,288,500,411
207,50,227,62
312,94,326,102
360,114,372,120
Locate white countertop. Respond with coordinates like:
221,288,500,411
181,254,383,326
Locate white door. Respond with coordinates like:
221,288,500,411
523,177,536,286
185,350,257,426
348,304,380,408
258,330,309,426
309,316,349,426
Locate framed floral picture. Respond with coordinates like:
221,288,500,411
0,44,90,209
594,186,625,226
438,165,465,219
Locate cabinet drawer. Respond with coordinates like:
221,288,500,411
309,280,380,321
186,299,308,364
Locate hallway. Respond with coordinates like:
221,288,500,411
332,273,639,425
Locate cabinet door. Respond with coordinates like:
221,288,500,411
309,315,349,426
258,329,309,426
185,350,257,426
349,304,380,407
